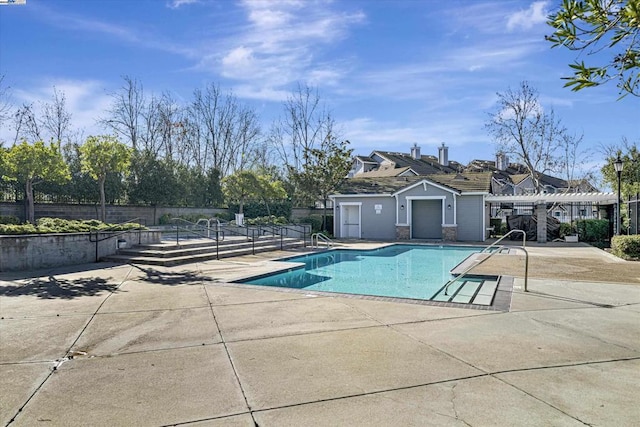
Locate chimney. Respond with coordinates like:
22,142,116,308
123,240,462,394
410,143,421,159
438,142,449,166
496,152,509,171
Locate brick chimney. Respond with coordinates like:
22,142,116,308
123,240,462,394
438,143,449,166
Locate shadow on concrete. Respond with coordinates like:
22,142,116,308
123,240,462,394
0,276,118,299
0,262,127,281
131,265,207,286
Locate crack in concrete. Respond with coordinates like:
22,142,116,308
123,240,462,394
5,265,136,426
448,383,472,427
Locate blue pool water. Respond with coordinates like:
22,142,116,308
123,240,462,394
237,245,480,300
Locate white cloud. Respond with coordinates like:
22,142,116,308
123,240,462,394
167,0,200,9
506,1,549,31
209,0,365,100
34,4,197,58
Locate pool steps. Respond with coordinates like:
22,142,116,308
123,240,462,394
102,235,307,266
431,277,499,306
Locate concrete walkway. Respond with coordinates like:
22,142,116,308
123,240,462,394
1,244,639,426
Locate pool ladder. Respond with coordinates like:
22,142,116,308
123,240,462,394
443,229,529,296
311,232,333,248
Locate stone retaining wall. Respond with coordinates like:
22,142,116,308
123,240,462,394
0,230,162,272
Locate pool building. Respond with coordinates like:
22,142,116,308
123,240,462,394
330,173,493,241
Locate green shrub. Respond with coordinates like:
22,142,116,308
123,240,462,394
245,215,288,225
228,201,292,220
0,215,20,225
0,223,38,234
0,217,144,235
575,219,609,242
611,235,640,260
559,222,576,238
297,214,333,234
214,211,232,221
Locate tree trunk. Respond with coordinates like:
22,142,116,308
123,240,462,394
322,198,327,232
99,176,106,222
25,179,35,224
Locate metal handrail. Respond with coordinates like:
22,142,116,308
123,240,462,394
311,232,333,248
171,217,224,244
482,229,526,253
88,217,147,262
443,229,529,296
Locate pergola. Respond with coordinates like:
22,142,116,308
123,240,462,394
485,192,617,205
485,192,618,242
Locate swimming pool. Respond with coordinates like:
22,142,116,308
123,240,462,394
236,244,483,301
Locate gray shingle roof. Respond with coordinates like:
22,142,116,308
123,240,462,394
333,172,493,195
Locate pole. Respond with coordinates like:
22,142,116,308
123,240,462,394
617,170,622,235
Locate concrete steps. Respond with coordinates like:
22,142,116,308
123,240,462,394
102,236,307,267
431,277,499,306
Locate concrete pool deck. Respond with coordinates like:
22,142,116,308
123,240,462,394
1,242,639,426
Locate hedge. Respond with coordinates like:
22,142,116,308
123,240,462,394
0,217,144,235
611,235,640,260
575,219,609,242
228,201,292,220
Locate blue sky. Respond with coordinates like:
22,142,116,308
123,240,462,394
0,0,637,169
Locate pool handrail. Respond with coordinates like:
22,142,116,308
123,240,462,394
443,229,529,296
311,232,333,248
88,217,147,262
482,229,526,253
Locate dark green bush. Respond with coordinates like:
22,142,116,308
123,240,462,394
214,211,232,221
228,200,292,220
611,235,640,260
559,222,576,238
245,215,288,225
295,214,333,234
0,215,20,225
575,219,609,242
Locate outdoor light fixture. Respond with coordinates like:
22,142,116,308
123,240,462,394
614,155,624,235
447,204,452,210
400,204,405,210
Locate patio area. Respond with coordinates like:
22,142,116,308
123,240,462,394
1,242,639,426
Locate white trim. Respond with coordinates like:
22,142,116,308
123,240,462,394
391,179,460,197
329,193,391,199
339,202,362,239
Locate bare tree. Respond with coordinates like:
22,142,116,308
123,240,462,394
485,81,568,192
101,76,144,150
558,132,596,191
13,103,42,143
0,75,13,141
269,83,338,172
187,83,261,176
156,92,183,161
40,87,72,144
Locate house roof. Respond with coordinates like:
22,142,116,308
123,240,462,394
356,166,414,177
355,155,377,164
510,173,530,185
373,151,459,175
333,172,493,195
